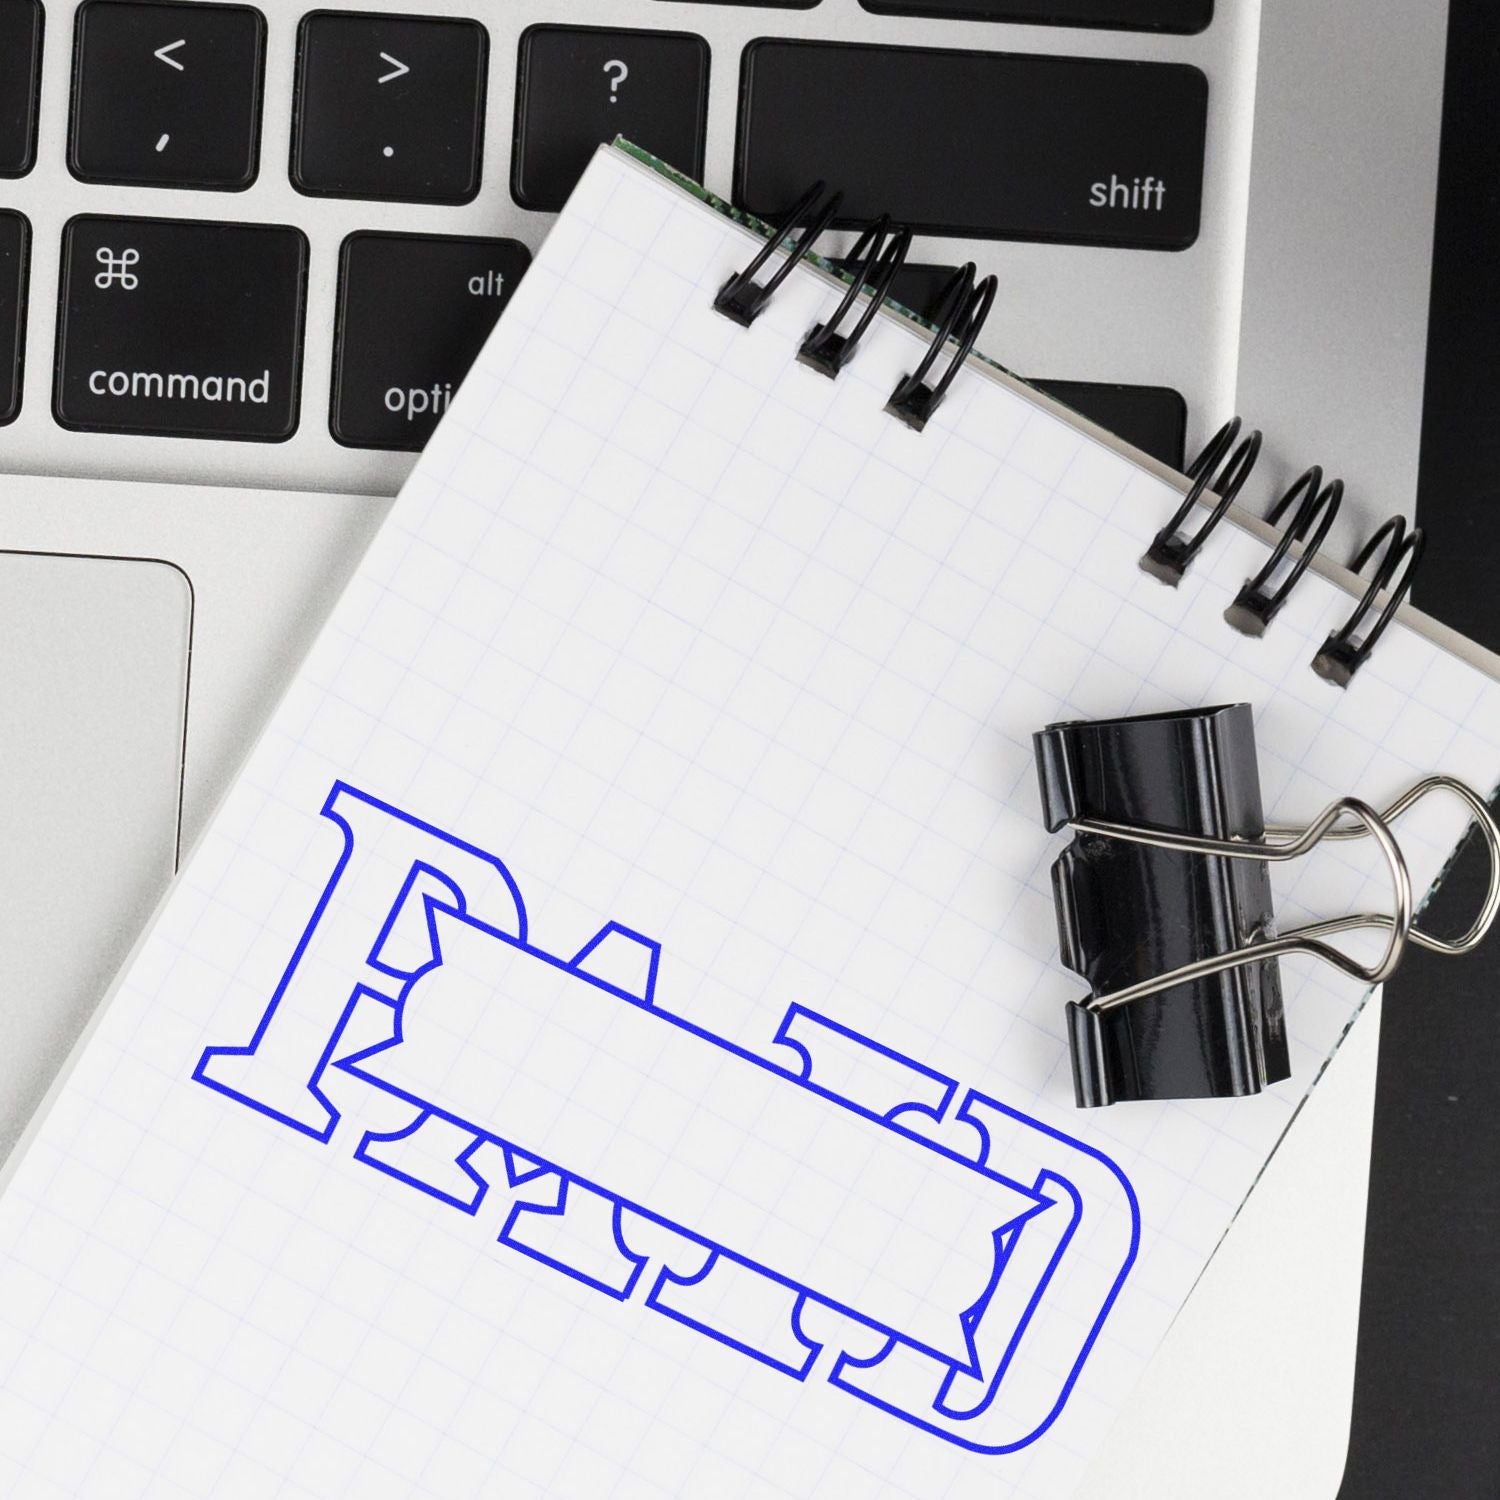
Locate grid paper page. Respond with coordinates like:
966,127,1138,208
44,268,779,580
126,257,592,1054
3,144,1500,1500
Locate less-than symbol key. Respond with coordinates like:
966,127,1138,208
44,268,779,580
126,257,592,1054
70,2,266,189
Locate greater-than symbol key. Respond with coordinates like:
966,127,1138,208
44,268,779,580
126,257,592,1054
292,13,488,203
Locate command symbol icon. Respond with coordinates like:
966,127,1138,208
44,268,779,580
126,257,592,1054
94,246,140,291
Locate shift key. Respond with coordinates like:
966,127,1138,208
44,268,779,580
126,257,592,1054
737,42,1208,250
56,216,308,440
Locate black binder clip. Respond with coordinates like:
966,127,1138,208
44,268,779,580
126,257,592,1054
1034,705,1500,1107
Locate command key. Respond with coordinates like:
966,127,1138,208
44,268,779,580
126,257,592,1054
55,216,308,441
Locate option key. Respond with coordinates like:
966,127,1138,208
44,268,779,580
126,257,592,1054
331,231,530,450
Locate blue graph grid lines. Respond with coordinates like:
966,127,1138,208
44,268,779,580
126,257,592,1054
194,782,1141,1456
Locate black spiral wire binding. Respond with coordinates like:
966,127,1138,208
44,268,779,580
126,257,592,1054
714,181,842,328
885,264,998,432
1140,417,1263,585
797,216,912,378
1135,413,1427,684
717,188,1427,684
715,185,996,430
1224,466,1344,636
1312,516,1426,687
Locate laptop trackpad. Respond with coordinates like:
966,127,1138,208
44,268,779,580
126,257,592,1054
0,552,191,1159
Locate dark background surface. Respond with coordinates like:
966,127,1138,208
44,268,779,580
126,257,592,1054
1339,1,1500,1494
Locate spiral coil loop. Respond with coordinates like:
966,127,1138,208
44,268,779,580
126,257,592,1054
714,181,843,328
1140,417,1263,585
1313,516,1426,687
1135,413,1426,681
884,264,998,432
797,217,912,378
1224,466,1344,636
719,176,1427,683
716,183,996,431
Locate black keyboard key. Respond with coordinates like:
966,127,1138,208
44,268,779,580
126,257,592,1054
332,231,529,450
292,12,487,203
0,211,28,424
862,262,962,322
513,26,709,212
737,42,1207,249
0,0,43,177
55,216,307,440
1030,379,1187,469
69,1,265,190
858,0,1212,33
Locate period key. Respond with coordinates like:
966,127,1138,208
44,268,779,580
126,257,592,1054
331,231,530,450
292,12,488,203
55,216,308,440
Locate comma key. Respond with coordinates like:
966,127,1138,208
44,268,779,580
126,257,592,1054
55,216,307,441
69,1,266,189
331,231,530,451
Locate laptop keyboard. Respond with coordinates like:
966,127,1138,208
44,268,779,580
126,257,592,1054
0,0,1232,485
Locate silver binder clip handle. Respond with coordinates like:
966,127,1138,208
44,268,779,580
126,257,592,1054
1070,774,1500,1014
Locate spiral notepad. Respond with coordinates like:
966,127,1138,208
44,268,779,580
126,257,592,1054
2,141,1499,1500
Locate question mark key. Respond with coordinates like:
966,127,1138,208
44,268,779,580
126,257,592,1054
513,26,710,213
